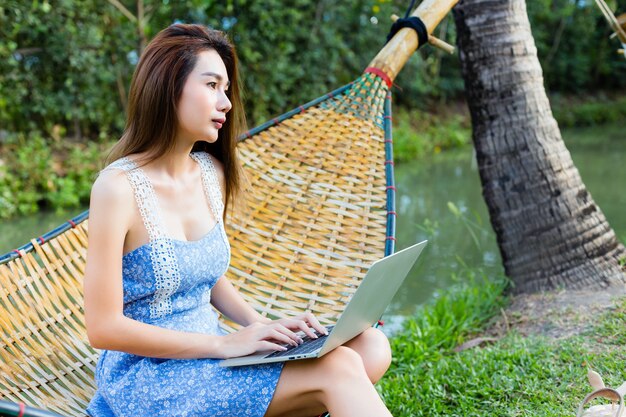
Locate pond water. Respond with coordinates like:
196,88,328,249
1,123,624,334
383,122,626,333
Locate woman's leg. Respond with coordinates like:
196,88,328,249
264,329,393,417
343,327,392,383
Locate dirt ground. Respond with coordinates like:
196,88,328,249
486,286,626,339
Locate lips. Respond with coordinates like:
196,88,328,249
212,118,226,129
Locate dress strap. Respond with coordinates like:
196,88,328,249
190,152,231,266
101,157,181,319
190,152,225,222
102,157,167,240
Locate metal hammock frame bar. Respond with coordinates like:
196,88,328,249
0,0,457,415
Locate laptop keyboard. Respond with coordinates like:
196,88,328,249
265,326,334,359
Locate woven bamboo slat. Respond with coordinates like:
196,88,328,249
0,1,458,414
1,222,94,416
227,73,392,330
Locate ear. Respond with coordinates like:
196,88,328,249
588,369,606,390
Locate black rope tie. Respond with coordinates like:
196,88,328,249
386,16,429,48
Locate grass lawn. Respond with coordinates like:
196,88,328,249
378,269,626,416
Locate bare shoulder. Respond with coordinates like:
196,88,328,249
90,168,133,207
89,168,135,232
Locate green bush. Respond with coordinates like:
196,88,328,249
0,132,110,218
2,0,625,138
0,0,404,136
392,108,471,162
552,96,626,128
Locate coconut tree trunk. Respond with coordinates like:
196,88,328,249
453,0,626,293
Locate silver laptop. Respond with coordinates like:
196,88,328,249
220,240,427,367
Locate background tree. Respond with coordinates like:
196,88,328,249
452,0,626,293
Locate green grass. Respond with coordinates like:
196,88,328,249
379,274,626,416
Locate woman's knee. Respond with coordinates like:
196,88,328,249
347,327,392,382
365,327,392,364
319,346,369,382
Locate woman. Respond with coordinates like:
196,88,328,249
84,23,392,417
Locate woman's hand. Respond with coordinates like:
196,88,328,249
271,312,328,340
218,321,301,359
217,312,328,359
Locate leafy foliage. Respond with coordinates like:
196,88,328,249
527,0,626,94
392,107,471,161
0,0,401,136
1,1,624,217
0,132,109,219
1,0,624,138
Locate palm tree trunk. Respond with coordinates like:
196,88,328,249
453,0,626,293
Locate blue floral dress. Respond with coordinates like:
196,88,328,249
86,152,284,417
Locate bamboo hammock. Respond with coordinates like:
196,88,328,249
0,0,458,415
594,0,626,58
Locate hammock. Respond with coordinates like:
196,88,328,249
594,0,626,58
0,1,456,415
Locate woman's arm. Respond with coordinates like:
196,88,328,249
209,155,270,326
83,171,298,359
210,154,328,338
211,277,329,339
210,277,269,326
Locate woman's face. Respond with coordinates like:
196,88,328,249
176,49,232,144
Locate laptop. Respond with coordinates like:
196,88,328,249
219,240,427,367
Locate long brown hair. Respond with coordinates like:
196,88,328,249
107,24,245,218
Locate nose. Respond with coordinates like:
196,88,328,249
218,90,232,114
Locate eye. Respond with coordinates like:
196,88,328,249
207,82,218,88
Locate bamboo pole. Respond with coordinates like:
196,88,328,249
595,0,626,44
391,14,456,54
366,0,459,83
428,34,456,54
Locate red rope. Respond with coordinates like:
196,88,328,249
17,402,25,417
68,219,77,228
364,67,393,88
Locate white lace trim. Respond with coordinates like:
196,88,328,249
103,157,182,319
191,152,231,262
190,153,224,221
